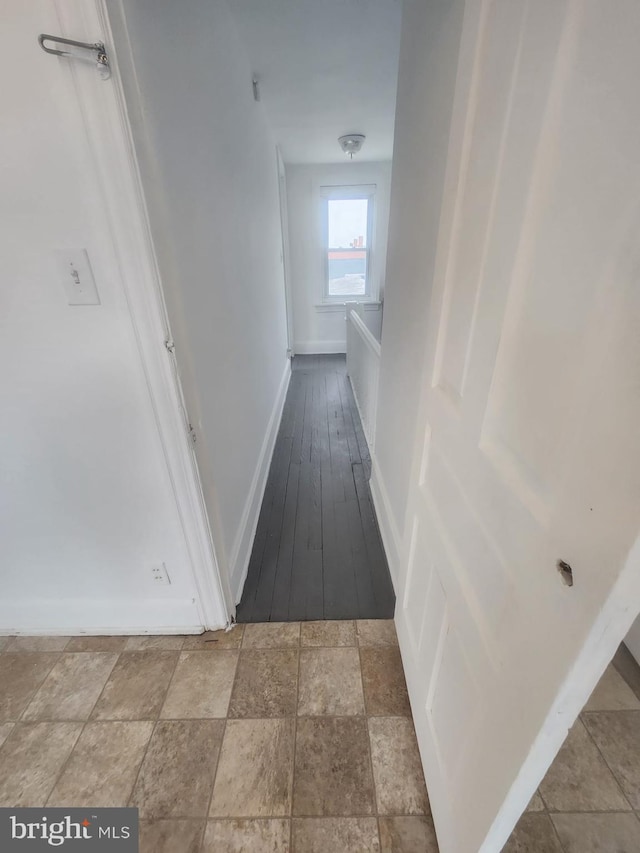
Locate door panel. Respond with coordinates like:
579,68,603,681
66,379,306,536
396,1,640,851
435,0,527,402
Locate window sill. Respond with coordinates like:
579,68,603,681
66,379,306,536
315,301,381,313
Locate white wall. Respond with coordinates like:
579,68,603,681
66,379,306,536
373,0,466,548
286,162,391,354
346,311,381,451
109,0,290,603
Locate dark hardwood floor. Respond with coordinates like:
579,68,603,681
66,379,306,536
236,354,395,622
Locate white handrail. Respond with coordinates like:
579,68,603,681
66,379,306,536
349,309,381,357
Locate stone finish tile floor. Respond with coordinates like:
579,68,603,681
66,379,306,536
0,625,639,851
0,621,431,852
504,643,640,853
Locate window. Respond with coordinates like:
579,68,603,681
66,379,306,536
321,185,375,300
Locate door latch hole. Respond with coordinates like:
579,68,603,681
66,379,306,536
557,559,574,587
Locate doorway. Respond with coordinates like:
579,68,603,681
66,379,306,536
0,0,228,634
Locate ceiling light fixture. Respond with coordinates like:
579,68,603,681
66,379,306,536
338,134,366,159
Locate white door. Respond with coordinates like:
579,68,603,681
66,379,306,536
0,0,224,632
395,2,640,851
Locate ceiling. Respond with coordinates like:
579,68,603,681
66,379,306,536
228,0,402,164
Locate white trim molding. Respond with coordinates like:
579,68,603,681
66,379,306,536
229,359,292,603
369,456,402,592
315,301,382,313
0,600,204,636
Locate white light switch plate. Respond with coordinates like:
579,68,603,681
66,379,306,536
55,248,100,305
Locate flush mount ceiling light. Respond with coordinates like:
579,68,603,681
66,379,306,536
338,134,366,159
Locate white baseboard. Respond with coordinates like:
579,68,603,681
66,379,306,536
0,598,205,634
370,456,403,593
293,340,346,355
348,375,369,447
229,359,292,603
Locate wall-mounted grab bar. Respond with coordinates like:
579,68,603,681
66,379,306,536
38,34,111,79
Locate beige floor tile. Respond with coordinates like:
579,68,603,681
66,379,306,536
91,651,178,721
551,812,640,852
124,636,185,651
139,820,204,853
357,620,398,647
0,722,82,806
526,790,545,812
229,649,298,718
503,814,564,852
65,636,128,652
293,717,375,817
539,719,631,811
583,710,640,808
0,723,14,748
368,717,429,816
161,650,238,719
243,622,300,649
131,720,224,819
379,817,439,853
0,636,12,651
584,665,640,711
47,721,153,807
204,819,290,852
300,621,356,647
0,653,60,721
182,625,244,650
298,648,364,716
293,817,379,852
360,647,411,717
5,636,70,652
22,652,117,721
210,718,294,817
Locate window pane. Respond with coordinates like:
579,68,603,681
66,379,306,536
327,198,368,296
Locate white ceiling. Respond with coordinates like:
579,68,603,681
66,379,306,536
228,0,402,164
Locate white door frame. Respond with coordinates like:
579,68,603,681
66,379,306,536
276,146,294,356
52,0,232,629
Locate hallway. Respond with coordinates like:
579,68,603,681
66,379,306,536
237,355,395,623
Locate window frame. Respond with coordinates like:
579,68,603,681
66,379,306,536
320,184,376,303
